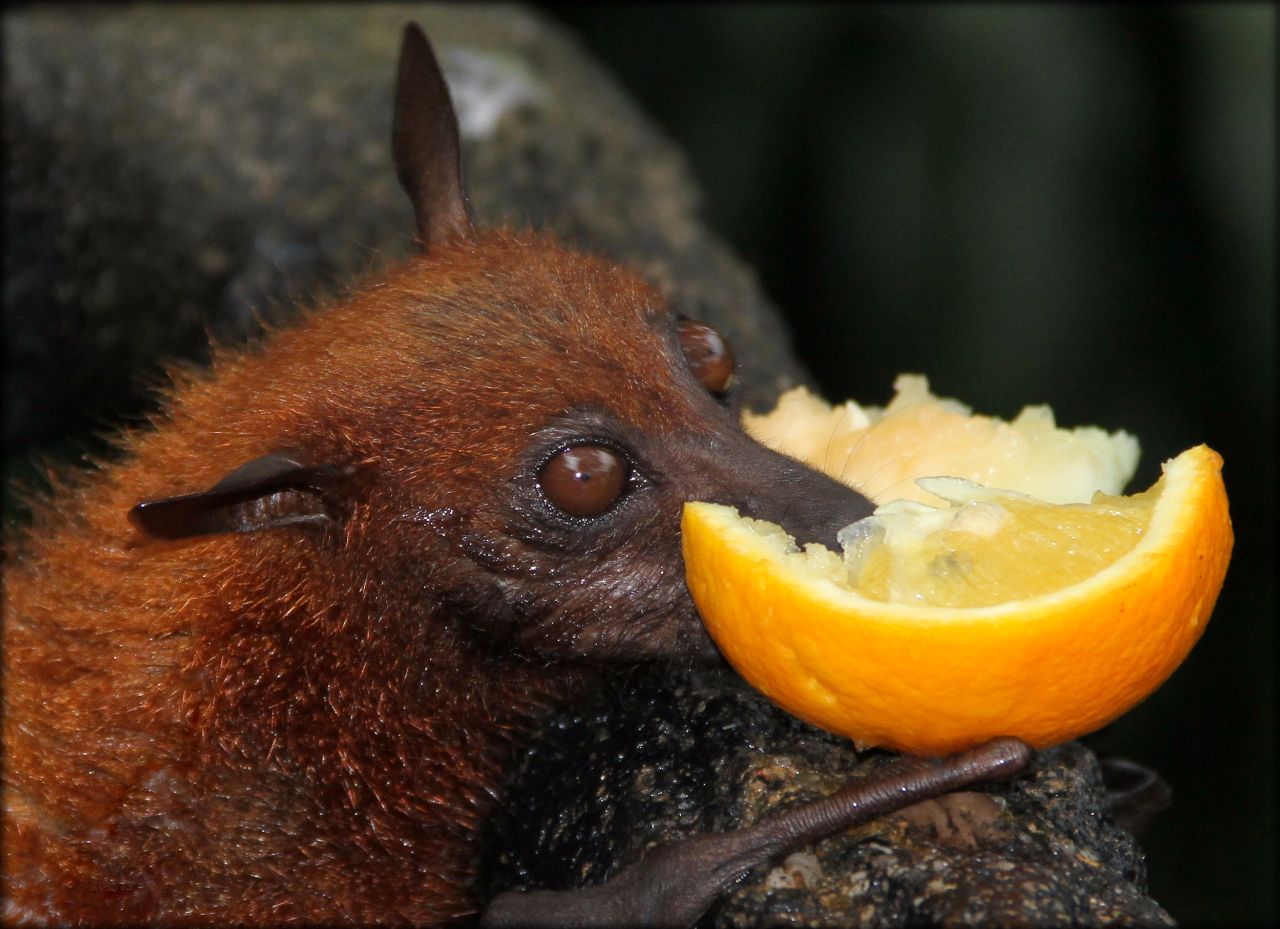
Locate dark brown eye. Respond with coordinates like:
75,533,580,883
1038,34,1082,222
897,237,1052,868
538,445,628,518
677,319,734,393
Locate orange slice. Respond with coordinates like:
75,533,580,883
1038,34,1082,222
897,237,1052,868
683,445,1231,755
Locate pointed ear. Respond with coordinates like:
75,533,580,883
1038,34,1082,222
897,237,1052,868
128,452,363,541
392,22,474,250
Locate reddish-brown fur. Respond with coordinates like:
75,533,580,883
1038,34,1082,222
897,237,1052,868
3,232,753,923
3,24,881,922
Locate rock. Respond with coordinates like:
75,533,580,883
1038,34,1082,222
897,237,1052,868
4,2,802,451
484,666,1174,927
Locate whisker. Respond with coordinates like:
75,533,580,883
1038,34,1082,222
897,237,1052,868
822,413,843,477
851,453,923,502
831,394,935,494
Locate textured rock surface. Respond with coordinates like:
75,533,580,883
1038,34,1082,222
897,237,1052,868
485,667,1174,927
7,4,1173,926
4,2,802,451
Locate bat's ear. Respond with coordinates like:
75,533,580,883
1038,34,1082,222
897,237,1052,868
128,452,363,541
392,22,474,251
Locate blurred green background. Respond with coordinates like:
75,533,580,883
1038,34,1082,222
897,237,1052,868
545,4,1274,927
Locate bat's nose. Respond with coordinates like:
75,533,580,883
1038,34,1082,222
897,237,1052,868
694,431,876,551
743,455,875,550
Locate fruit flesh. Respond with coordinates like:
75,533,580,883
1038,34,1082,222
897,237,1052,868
842,480,1157,608
742,375,1158,608
743,375,1140,506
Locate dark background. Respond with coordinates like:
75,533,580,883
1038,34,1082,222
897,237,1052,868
545,5,1275,927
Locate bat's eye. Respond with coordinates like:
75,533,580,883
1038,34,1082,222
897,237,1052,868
539,445,629,518
677,319,734,394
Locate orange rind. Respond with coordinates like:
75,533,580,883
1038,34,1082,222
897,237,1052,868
685,391,1231,755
